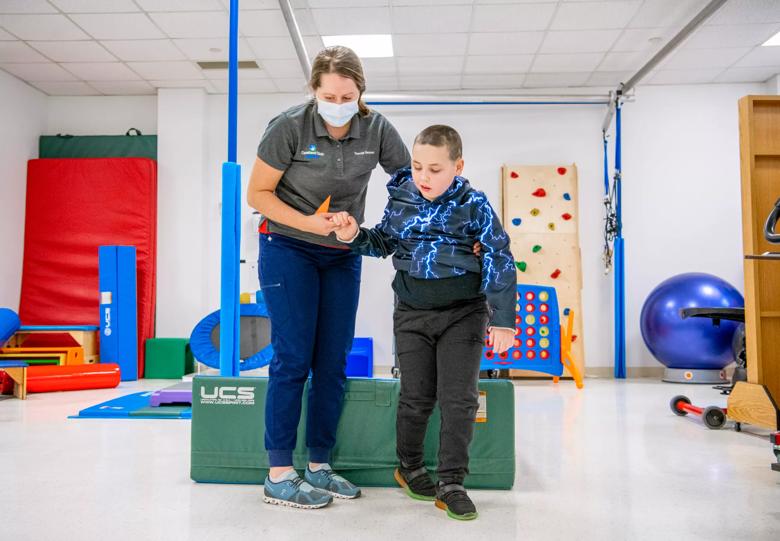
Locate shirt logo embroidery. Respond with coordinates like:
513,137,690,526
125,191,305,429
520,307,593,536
354,150,375,156
301,144,324,159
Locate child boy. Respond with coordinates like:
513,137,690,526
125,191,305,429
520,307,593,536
331,125,516,521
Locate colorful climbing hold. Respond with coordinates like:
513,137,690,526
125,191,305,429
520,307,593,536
530,208,540,216
548,222,556,231
562,213,572,221
510,171,519,178
563,308,571,316
515,261,527,272
532,245,542,253
557,167,567,175
563,192,571,201
551,268,562,279
572,335,578,342
512,218,522,226
532,188,547,197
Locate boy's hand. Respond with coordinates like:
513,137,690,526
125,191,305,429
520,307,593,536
473,241,482,257
331,211,359,242
488,327,514,355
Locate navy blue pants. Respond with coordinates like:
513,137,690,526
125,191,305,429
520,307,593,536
259,233,361,467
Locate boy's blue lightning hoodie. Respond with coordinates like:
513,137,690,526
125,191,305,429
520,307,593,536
347,167,516,329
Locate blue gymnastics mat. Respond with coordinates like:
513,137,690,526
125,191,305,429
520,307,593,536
70,391,191,419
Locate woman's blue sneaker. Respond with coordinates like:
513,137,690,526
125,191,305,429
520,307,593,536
263,471,333,509
305,465,362,499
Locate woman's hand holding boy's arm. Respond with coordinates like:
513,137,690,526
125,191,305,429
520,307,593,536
332,211,359,242
300,212,339,236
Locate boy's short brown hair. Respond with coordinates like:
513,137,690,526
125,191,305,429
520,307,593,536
413,125,462,161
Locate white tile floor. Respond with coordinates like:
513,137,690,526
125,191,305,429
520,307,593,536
2,377,778,541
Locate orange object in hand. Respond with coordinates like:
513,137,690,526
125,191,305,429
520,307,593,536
315,195,332,214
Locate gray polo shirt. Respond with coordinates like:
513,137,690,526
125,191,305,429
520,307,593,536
257,100,410,248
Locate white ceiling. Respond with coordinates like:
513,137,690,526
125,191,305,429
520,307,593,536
0,0,778,96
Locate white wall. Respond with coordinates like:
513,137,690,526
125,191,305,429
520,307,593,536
623,83,763,367
47,96,156,136
41,82,764,371
0,73,46,311
156,89,209,338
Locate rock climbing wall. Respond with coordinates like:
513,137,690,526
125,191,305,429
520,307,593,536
502,164,585,378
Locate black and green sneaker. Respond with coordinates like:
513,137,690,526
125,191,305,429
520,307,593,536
394,465,436,502
435,483,478,521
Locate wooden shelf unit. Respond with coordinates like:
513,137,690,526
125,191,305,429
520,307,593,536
733,95,780,430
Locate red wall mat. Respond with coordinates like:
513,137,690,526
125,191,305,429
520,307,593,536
19,158,157,376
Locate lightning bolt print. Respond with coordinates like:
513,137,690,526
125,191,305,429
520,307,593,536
348,168,517,328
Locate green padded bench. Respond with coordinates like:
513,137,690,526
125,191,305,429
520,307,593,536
190,376,515,490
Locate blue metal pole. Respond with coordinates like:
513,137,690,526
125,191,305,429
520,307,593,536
220,0,241,377
227,0,238,163
614,101,626,379
602,134,609,196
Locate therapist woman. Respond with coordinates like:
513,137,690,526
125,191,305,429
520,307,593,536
247,46,410,509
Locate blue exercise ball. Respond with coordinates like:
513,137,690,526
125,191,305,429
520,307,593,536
640,273,744,370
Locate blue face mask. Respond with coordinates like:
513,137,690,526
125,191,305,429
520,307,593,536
317,99,359,128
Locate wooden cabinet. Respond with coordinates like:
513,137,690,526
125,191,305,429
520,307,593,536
732,96,780,430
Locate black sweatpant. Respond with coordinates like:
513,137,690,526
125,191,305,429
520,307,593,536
393,297,489,485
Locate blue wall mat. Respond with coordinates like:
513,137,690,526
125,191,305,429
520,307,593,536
99,246,138,381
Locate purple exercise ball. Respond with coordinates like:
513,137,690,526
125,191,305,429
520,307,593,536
640,273,744,370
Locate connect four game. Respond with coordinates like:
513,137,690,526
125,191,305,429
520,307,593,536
481,284,562,376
